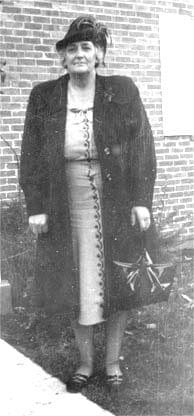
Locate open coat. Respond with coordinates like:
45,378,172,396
20,73,157,318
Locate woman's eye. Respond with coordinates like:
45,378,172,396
67,46,76,52
82,45,91,50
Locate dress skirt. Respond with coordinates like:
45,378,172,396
66,161,105,325
64,107,105,326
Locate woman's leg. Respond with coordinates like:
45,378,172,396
72,321,94,377
105,311,128,376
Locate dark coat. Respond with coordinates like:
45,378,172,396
20,73,157,318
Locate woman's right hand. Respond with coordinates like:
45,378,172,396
29,214,48,236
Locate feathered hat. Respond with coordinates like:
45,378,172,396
56,15,110,54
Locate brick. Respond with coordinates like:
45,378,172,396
34,45,50,51
23,37,41,44
36,60,53,66
11,125,23,131
1,28,14,35
34,2,52,8
17,59,36,65
3,6,21,13
23,8,41,15
119,3,134,9
15,44,34,51
24,22,42,30
3,21,22,29
174,160,188,166
0,96,11,103
12,112,26,118
157,148,169,154
7,178,18,184
0,111,12,117
23,52,42,59
0,170,16,177
165,155,179,160
1,185,16,191
33,16,51,23
1,43,16,50
5,51,23,58
182,178,193,184
6,191,19,198
2,148,14,155
6,163,18,170
14,30,32,36
171,192,184,197
176,185,191,191
181,198,193,203
136,12,152,18
1,156,13,163
43,24,58,31
33,30,49,38
185,147,194,152
2,88,20,95
0,134,19,142
4,36,21,43
181,209,194,216
159,161,173,166
3,118,21,124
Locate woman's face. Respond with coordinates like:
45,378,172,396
64,41,97,74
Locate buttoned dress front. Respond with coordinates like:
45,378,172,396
65,105,105,325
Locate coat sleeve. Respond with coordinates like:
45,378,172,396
126,81,157,211
20,86,49,217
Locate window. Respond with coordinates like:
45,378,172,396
159,13,194,136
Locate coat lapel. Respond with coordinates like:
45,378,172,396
93,75,105,144
46,74,69,157
48,74,69,117
93,74,115,157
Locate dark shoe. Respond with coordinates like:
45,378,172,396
66,373,90,393
105,374,123,393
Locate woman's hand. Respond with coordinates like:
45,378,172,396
131,206,151,232
29,214,48,236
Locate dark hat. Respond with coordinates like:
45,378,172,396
56,15,109,53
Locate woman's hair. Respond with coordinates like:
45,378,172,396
56,15,110,67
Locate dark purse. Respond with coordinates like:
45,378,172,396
113,245,176,310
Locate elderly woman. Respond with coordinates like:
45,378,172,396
20,16,157,392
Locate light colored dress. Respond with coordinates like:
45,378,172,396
64,106,105,325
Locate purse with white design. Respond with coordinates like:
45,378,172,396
113,248,176,309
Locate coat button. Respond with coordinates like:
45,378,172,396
104,147,110,156
106,173,112,181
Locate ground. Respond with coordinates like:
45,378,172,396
1,258,193,416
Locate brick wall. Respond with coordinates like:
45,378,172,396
1,0,194,236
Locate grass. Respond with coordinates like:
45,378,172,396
1,200,194,415
1,201,36,305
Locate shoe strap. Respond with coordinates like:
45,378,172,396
106,374,123,385
71,373,89,384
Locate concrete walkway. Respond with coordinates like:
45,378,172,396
0,339,114,416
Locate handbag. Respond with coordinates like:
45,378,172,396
113,246,176,310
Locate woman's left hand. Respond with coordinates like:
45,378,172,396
131,206,151,232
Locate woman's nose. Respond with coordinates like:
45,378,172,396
76,45,84,57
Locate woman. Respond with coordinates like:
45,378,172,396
20,15,157,392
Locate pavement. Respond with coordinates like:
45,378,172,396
0,339,114,416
